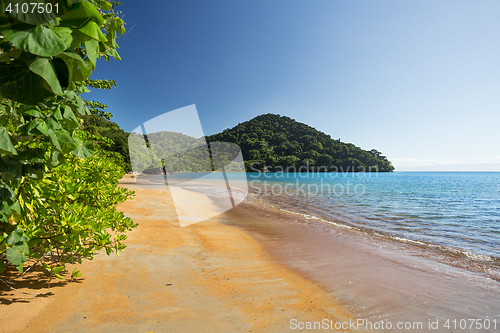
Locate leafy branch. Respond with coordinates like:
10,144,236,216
0,0,136,286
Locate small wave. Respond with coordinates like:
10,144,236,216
273,207,357,231
263,201,500,264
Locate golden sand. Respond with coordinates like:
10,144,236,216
0,175,356,332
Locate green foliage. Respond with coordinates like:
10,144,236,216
208,114,395,172
82,113,131,171
14,150,136,276
128,131,209,173
0,0,134,281
83,78,116,119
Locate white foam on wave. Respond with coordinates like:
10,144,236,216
268,204,498,263
273,207,357,230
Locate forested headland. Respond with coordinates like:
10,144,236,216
208,114,394,172
125,114,394,173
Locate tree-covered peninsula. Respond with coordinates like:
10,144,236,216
127,114,394,173
208,114,394,172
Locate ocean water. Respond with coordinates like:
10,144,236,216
144,171,500,262
245,172,500,261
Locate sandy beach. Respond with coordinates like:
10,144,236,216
0,176,355,333
2,174,500,332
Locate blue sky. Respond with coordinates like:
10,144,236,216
89,0,500,171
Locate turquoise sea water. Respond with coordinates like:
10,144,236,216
245,172,500,261
152,171,500,261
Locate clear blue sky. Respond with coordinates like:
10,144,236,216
89,0,500,171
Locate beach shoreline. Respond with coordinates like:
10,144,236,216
220,200,500,325
243,188,500,282
133,173,500,328
0,176,358,333
2,174,500,332
171,173,500,328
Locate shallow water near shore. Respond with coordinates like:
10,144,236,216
158,171,500,262
241,171,500,263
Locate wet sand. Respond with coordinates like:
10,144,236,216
221,202,500,328
0,177,356,333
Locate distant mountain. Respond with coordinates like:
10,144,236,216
124,114,394,173
128,130,208,173
207,114,394,172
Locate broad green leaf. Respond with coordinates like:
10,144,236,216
73,96,88,115
84,39,99,68
72,139,93,158
3,228,29,245
22,108,43,117
78,20,107,42
58,16,90,29
63,91,88,115
35,120,49,135
54,129,76,151
0,201,12,221
59,1,104,27
100,1,112,11
4,156,23,178
17,242,29,254
48,150,64,167
6,244,28,272
54,106,63,120
109,17,125,35
47,117,62,130
63,105,77,121
47,129,61,150
29,58,63,95
0,48,22,63
0,53,54,104
61,105,78,128
52,27,73,50
3,25,67,57
104,47,121,61
17,148,45,163
0,126,17,155
8,201,21,221
58,52,91,82
0,22,33,47
22,118,43,135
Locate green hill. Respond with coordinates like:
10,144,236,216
207,114,394,172
127,130,209,173
119,113,394,173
